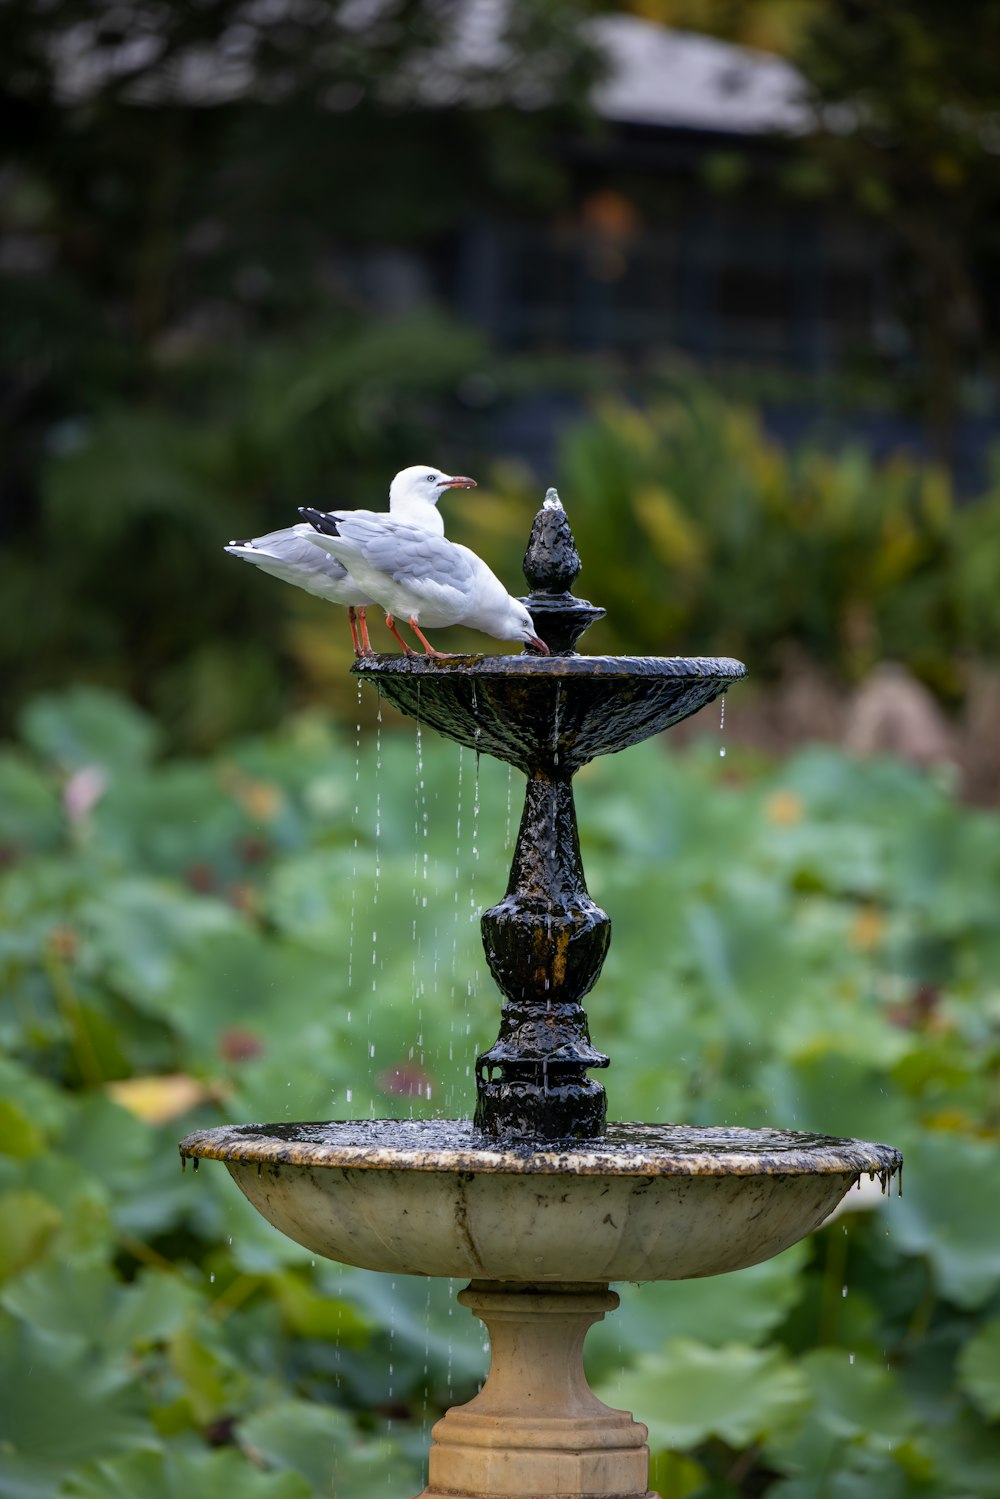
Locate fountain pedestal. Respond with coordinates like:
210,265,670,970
421,1282,653,1499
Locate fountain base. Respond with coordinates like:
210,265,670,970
418,1282,656,1499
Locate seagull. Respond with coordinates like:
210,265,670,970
225,466,477,654
298,508,549,657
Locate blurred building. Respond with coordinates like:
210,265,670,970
451,18,892,376
341,16,894,380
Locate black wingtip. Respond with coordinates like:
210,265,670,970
299,506,340,536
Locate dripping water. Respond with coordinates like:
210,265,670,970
467,742,481,1023
719,690,727,758
413,714,426,1020
451,746,464,1030
368,698,383,1092
348,680,363,989
469,682,480,909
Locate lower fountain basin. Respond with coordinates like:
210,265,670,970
179,1120,900,1283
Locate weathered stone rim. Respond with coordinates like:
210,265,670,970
179,1120,902,1186
353,654,748,681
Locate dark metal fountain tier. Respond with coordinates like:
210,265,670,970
355,491,746,1142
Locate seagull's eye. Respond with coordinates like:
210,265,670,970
426,473,437,483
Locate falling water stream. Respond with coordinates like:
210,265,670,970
348,681,363,990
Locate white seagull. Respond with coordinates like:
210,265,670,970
224,466,476,654
298,508,549,657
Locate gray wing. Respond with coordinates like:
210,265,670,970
331,515,477,592
225,524,368,603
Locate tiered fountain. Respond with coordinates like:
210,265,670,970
181,492,901,1499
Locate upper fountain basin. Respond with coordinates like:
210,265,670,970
354,655,747,773
179,1119,900,1283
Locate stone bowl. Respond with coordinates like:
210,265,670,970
353,655,747,773
179,1120,901,1283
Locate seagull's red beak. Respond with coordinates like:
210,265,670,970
440,475,477,490
528,636,550,655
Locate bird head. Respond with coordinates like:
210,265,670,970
389,466,477,513
508,599,550,654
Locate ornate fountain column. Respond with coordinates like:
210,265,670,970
476,497,611,1138
476,768,610,1138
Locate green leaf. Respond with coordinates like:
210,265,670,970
62,1449,312,1499
1,1260,194,1369
765,1348,919,1479
769,1449,925,1499
0,1190,61,1281
1,1262,119,1359
923,1409,1000,1497
81,877,244,1012
239,1399,420,1497
957,1316,1000,1420
0,753,62,850
107,1271,198,1350
166,1324,249,1425
0,1100,46,1159
647,1449,709,1499
889,1131,1000,1308
18,688,159,774
587,1244,808,1378
0,1314,152,1476
270,1269,372,1344
594,1339,809,1451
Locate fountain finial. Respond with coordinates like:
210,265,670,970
523,489,579,592
520,490,605,655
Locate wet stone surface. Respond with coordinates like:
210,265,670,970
179,1118,903,1191
354,654,747,775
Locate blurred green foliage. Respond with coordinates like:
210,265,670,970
2,686,999,1496
0,0,604,744
7,369,1000,752
0,310,509,746
473,390,1000,701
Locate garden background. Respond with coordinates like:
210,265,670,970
3,3,1000,1496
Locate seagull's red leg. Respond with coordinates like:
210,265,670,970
385,614,417,655
357,607,374,656
347,606,362,656
407,617,450,658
